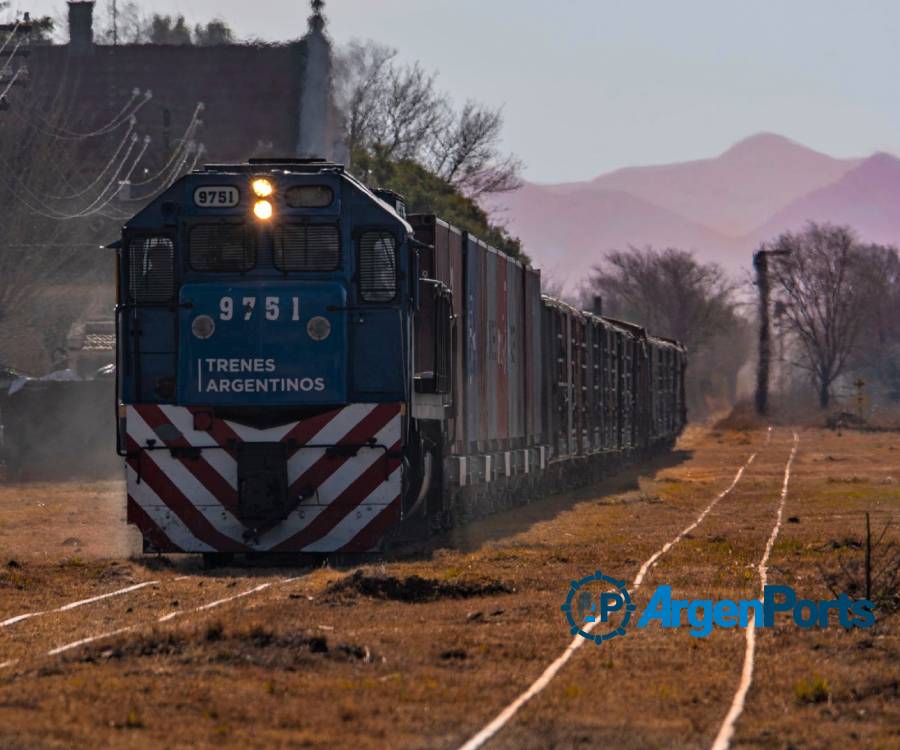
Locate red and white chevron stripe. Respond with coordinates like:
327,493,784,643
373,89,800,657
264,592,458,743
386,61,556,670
125,403,404,553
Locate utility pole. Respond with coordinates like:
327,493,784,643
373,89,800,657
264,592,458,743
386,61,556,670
754,250,770,416
112,0,118,46
754,248,791,416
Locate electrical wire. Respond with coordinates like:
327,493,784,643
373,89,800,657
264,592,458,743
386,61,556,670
101,141,206,221
66,136,151,218
185,144,205,174
124,136,204,204
42,116,137,200
13,89,152,141
0,40,23,73
127,102,204,187
0,22,21,58
164,142,195,187
0,66,23,100
0,132,140,214
0,135,150,220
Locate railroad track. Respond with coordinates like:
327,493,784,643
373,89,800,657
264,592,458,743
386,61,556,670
1,426,889,750
0,568,311,675
457,426,801,750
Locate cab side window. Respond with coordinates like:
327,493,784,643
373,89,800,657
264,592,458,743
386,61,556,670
128,236,174,303
358,231,397,302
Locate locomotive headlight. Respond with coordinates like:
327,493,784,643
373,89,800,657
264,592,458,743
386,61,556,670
253,199,273,220
307,315,332,341
251,178,274,198
191,314,216,340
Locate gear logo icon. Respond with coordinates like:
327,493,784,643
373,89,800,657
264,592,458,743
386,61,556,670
561,570,636,644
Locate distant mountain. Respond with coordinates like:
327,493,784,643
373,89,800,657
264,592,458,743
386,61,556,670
751,153,900,246
486,133,890,290
543,134,860,237
489,182,738,287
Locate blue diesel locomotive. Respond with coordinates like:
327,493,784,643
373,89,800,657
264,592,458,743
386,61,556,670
115,158,685,558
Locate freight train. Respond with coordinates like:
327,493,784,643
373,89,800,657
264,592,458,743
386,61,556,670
115,158,686,560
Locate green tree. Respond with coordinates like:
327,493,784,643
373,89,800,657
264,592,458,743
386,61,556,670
353,148,523,259
149,14,192,45
194,20,234,46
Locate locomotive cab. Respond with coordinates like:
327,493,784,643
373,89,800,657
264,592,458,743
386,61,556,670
117,159,417,554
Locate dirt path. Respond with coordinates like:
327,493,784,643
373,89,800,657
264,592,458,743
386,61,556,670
0,426,896,749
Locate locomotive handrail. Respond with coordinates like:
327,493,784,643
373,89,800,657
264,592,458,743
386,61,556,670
115,302,194,311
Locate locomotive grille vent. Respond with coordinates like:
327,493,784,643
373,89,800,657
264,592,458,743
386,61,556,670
128,237,174,303
358,231,397,302
189,224,257,272
274,224,340,271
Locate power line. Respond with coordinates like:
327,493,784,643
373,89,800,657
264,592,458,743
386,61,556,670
0,40,23,71
0,135,150,220
13,89,152,140
104,142,205,219
128,102,204,187
0,132,140,213
0,23,21,58
65,136,151,219
43,116,137,200
0,66,25,99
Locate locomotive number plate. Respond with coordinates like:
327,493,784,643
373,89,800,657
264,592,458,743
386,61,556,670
193,186,240,208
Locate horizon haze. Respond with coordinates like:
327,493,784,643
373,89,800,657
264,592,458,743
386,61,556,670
488,132,900,288
8,0,900,182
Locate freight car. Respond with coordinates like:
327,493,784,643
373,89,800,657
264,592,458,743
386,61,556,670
114,158,685,559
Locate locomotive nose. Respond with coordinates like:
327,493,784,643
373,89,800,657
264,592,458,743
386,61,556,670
177,281,348,405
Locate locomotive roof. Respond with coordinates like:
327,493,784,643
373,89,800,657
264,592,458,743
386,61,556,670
188,158,413,235
198,157,344,173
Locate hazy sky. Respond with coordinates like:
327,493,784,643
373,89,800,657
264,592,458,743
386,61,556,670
11,1,900,182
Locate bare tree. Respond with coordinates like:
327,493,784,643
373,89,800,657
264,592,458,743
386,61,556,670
332,40,396,159
333,39,521,198
194,19,234,46
148,15,192,45
584,247,737,350
372,61,442,161
98,2,149,44
767,223,874,409
96,7,234,45
583,247,746,416
427,100,522,197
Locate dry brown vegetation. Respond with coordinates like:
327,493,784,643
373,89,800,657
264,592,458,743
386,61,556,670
0,426,897,749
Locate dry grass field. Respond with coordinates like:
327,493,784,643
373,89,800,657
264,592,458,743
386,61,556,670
0,425,897,749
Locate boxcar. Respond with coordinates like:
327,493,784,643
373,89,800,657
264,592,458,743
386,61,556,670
112,160,686,559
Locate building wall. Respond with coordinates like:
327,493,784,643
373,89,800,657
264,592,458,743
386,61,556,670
28,42,307,165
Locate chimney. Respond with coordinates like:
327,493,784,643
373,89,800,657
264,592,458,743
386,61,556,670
68,1,95,52
592,295,603,316
297,0,334,159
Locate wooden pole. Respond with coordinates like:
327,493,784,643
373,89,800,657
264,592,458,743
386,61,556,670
754,250,770,416
865,512,872,601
